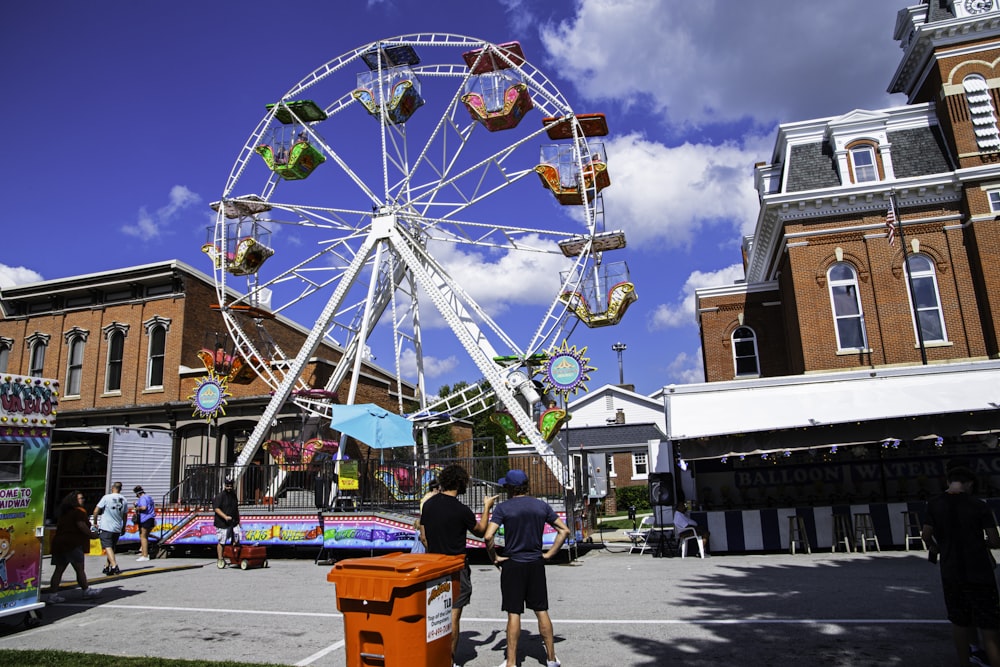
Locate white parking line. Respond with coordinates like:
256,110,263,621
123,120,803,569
295,640,346,666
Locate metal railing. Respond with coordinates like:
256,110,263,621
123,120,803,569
173,455,573,516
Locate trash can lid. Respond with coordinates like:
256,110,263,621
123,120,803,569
327,553,466,603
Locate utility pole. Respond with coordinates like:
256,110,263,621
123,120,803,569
612,342,627,384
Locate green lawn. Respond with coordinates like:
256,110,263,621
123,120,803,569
0,650,287,667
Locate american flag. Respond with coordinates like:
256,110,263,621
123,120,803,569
886,195,897,247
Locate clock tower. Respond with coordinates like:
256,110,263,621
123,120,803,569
890,1,1000,167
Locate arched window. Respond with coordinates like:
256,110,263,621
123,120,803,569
849,145,878,183
0,338,10,374
147,324,166,388
828,263,868,350
65,336,85,396
106,328,125,393
905,254,947,343
731,326,760,377
27,335,48,377
964,74,1000,151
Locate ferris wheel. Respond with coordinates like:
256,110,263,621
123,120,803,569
206,35,636,484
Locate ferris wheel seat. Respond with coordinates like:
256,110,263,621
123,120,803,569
534,162,609,205
489,411,531,445
211,195,272,219
225,237,274,276
352,79,424,124
538,407,570,442
264,438,338,470
255,142,326,180
461,82,532,131
559,281,637,328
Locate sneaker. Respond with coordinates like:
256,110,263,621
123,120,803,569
47,593,65,604
136,556,150,562
547,660,561,667
110,567,121,576
101,566,111,575
83,588,102,599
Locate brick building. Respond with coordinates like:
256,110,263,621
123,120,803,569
0,260,422,515
661,1,1000,511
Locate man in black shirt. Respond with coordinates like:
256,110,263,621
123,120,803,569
923,466,1000,666
420,464,497,667
212,477,241,564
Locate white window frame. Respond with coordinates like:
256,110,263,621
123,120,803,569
65,336,85,397
105,327,126,394
988,189,1000,212
731,326,760,377
146,325,166,389
828,263,868,351
904,254,948,343
26,333,49,378
849,145,879,183
0,338,11,374
632,452,648,480
607,454,617,478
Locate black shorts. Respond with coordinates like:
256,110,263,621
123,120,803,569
99,530,121,550
499,559,548,614
454,564,472,608
942,578,1000,629
139,518,155,531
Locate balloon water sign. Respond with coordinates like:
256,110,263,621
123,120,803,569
0,374,59,621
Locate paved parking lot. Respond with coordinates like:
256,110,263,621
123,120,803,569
0,546,960,666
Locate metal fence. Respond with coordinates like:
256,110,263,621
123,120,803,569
178,454,573,516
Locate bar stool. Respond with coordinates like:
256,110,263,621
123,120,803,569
831,514,853,553
854,513,880,553
787,514,811,555
902,511,925,551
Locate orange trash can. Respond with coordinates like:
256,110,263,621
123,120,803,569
327,552,466,667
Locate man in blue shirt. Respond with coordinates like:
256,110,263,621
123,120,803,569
484,469,569,667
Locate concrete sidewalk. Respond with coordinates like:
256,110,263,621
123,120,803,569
2,547,956,667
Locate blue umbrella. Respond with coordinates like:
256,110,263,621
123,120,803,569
330,403,414,449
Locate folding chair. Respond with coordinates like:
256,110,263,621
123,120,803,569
627,516,654,554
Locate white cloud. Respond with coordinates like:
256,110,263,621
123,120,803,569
0,264,44,288
428,235,569,318
540,0,904,131
648,263,745,330
399,348,459,379
667,348,704,385
122,185,201,242
606,133,766,247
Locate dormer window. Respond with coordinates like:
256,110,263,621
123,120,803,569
849,144,879,183
964,75,1000,152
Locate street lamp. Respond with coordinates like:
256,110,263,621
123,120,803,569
612,342,627,385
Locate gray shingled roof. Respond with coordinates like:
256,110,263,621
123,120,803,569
786,141,839,192
889,126,954,175
784,125,951,193
559,423,665,449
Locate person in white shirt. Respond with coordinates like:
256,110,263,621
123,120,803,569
93,481,128,575
673,504,710,555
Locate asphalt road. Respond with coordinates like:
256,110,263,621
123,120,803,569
0,543,961,667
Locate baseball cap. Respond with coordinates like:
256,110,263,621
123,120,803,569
224,477,235,486
133,485,144,494
498,469,528,486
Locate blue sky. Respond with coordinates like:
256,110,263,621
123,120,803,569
0,1,907,397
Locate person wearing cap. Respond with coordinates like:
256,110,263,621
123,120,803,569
485,469,570,667
419,464,498,667
212,477,242,564
132,485,155,562
93,481,128,576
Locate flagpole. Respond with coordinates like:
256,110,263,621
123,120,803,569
889,190,928,365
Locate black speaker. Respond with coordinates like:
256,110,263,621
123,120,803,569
649,472,674,507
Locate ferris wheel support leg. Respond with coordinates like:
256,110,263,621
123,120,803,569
230,235,379,479
388,229,567,486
